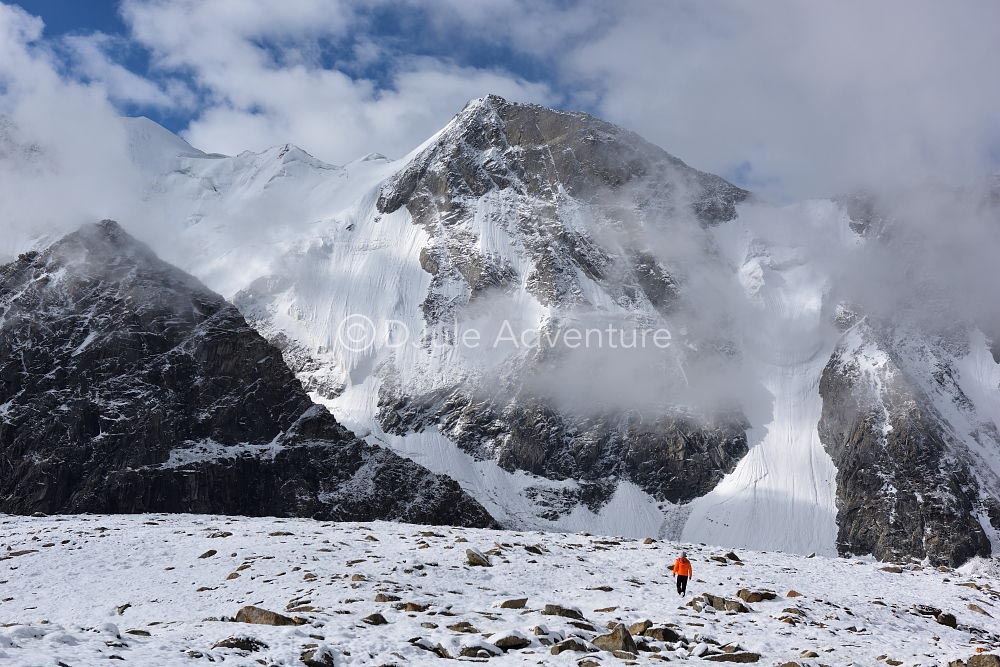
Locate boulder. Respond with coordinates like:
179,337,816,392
936,612,958,628
198,550,217,559
702,593,751,613
736,589,776,603
499,598,528,609
300,646,336,667
213,636,268,652
551,638,590,655
628,620,652,635
644,626,682,642
786,590,803,598
591,624,636,653
361,613,388,626
489,630,531,651
543,604,586,620
466,548,492,567
235,606,304,626
969,656,1000,667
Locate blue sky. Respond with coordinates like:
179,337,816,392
3,0,999,200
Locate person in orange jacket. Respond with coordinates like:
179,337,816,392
673,551,692,597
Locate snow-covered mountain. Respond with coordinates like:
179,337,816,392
0,220,494,526
7,97,999,565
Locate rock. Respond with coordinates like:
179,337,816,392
880,566,904,574
460,642,502,658
447,621,479,633
396,602,429,612
489,630,531,651
198,550,217,559
213,636,268,652
234,606,304,626
591,624,636,653
969,656,1000,667
543,604,586,620
375,593,401,602
208,531,233,538
300,646,336,667
968,604,992,617
936,612,958,628
786,590,803,598
362,613,388,626
499,597,528,609
551,638,590,655
0,221,496,528
410,637,453,659
702,593,751,613
466,548,491,567
799,651,819,658
736,589,776,603
725,551,742,562
115,604,131,615
643,538,656,544
705,652,761,663
628,620,652,635
125,629,150,636
644,626,682,642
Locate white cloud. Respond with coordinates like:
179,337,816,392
121,0,556,162
0,4,141,259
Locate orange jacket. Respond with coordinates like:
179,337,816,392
673,557,692,577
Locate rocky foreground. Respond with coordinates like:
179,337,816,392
1,515,999,666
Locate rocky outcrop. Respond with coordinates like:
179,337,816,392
0,220,495,527
818,320,995,565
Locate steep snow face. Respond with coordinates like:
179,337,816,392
681,200,852,555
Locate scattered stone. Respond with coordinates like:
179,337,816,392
115,604,131,615
375,593,401,603
736,589,776,603
628,620,652,635
489,630,531,651
362,613,388,626
592,624,636,653
466,548,492,567
936,612,958,628
702,593,751,613
968,604,992,617
968,656,1000,667
213,636,268,652
125,629,150,637
395,602,429,612
543,604,586,620
198,550,217,559
644,626,682,642
786,590,803,598
705,652,761,663
234,606,304,626
447,621,479,633
269,531,294,537
552,637,590,654
643,538,656,544
880,566,904,574
208,531,233,539
499,598,528,609
300,646,336,667
724,551,742,562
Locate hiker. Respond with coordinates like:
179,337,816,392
673,551,692,597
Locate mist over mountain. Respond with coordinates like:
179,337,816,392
3,91,998,565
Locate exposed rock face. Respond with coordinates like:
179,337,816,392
0,220,495,527
367,95,751,510
818,320,996,565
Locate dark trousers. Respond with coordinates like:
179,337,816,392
676,575,688,595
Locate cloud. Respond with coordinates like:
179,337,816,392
120,0,557,161
0,4,140,259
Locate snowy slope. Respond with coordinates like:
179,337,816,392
1,513,999,667
681,201,852,555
